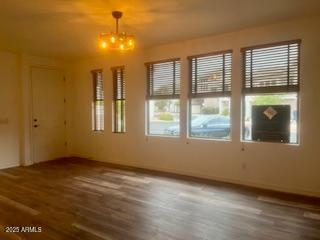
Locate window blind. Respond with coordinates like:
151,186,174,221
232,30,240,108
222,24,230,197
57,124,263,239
112,66,125,133
92,69,104,131
113,67,125,101
189,50,232,98
242,40,300,93
146,59,181,99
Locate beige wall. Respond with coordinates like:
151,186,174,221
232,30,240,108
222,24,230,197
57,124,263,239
69,16,320,197
0,52,68,168
0,52,21,169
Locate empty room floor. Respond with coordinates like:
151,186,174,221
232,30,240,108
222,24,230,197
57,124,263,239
0,158,319,240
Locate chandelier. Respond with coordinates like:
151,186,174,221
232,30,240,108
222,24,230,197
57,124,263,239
99,11,135,51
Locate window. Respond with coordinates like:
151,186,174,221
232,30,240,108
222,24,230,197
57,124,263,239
92,69,104,131
146,59,181,136
112,66,126,133
242,40,300,143
188,50,232,139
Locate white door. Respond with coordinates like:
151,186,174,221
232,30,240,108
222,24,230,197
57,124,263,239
31,67,66,163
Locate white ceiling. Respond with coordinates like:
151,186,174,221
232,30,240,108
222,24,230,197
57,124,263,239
0,0,319,58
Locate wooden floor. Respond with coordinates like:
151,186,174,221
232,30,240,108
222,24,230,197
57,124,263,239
0,158,319,240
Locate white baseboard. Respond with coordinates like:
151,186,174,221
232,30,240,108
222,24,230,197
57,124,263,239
0,162,19,170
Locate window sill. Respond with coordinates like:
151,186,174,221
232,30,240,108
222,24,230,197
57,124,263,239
187,137,231,142
146,134,180,139
241,140,299,146
92,130,104,135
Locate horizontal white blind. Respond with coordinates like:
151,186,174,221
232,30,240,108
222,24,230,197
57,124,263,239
112,66,126,133
146,59,181,99
92,70,104,131
243,40,300,93
189,51,232,98
113,67,125,100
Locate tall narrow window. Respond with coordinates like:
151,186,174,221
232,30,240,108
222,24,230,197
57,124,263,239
188,50,232,140
146,58,181,136
92,69,104,131
112,66,126,133
242,40,300,143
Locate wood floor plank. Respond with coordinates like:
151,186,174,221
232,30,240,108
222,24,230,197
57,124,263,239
0,225,23,240
303,212,320,221
257,196,320,210
0,171,20,179
0,158,319,240
72,223,115,240
121,175,151,184
179,192,262,214
0,195,40,216
74,176,121,189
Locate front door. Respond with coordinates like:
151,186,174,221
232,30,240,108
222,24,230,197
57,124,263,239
31,67,66,163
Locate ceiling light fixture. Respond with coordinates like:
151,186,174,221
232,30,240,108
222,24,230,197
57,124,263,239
99,11,135,51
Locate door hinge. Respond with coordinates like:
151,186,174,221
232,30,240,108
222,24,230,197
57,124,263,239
64,98,66,103
64,120,67,125
63,76,66,82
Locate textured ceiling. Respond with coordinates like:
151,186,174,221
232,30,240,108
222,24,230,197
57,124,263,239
0,0,319,58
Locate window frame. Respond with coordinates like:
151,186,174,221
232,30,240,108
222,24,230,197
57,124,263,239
91,69,104,132
145,58,181,137
240,39,301,144
111,66,126,133
187,50,233,141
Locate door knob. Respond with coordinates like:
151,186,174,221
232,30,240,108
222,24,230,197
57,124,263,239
33,124,39,128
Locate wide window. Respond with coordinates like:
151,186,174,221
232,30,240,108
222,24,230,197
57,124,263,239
112,66,126,133
92,69,104,131
188,50,232,140
146,59,181,136
242,40,300,143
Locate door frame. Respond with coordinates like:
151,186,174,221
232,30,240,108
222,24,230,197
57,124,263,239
23,64,66,165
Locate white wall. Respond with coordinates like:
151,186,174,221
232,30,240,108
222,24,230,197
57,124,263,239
0,52,21,169
69,16,320,197
0,52,68,169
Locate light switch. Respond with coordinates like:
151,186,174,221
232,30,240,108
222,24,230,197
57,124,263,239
0,118,9,124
